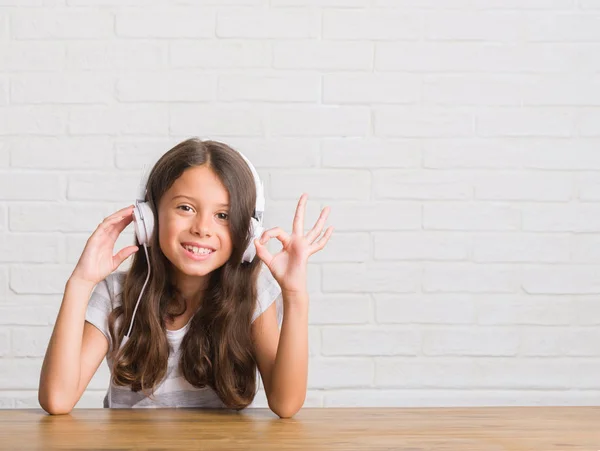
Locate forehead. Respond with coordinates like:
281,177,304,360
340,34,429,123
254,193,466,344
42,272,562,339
166,165,229,203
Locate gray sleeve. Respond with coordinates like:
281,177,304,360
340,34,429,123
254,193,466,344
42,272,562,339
85,276,114,348
252,264,284,327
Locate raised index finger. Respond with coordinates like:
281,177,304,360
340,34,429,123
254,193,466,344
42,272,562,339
292,193,307,236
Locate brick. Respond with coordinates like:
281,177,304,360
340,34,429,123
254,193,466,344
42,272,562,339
376,42,591,73
472,0,576,8
477,108,575,137
0,173,61,201
522,76,600,105
11,327,52,357
0,329,9,357
270,170,370,200
308,358,374,389
577,110,600,137
375,0,468,6
10,204,108,233
522,139,600,170
324,389,600,408
10,265,73,294
0,359,43,389
171,41,270,69
262,201,323,233
424,12,522,41
273,0,367,5
477,296,578,326
376,358,579,389
0,266,6,298
219,74,319,103
323,263,420,293
0,305,59,326
423,264,519,293
423,75,523,106
523,266,600,294
116,9,215,38
0,41,65,72
311,233,370,263
69,106,169,135
170,105,263,136
11,10,113,39
12,74,113,104
0,234,60,263
114,138,177,169
327,201,421,231
374,170,472,200
309,294,373,325
0,106,67,135
323,74,420,104
423,139,521,169
424,203,521,231
473,233,570,263
323,10,420,40
274,41,373,70
523,204,600,232
520,327,600,357
323,327,419,356
375,294,477,325
422,327,519,356
216,138,320,168
0,77,6,106
217,10,319,38
0,143,7,167
526,13,600,41
375,108,474,138
269,107,370,137
474,173,572,201
572,234,600,262
67,41,168,71
322,139,421,169
374,232,469,261
117,73,215,102
9,137,114,169
68,173,139,202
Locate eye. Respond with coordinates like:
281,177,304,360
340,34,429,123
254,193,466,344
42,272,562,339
177,205,194,213
216,212,229,220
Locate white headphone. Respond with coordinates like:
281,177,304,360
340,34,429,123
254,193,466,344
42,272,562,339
125,150,265,338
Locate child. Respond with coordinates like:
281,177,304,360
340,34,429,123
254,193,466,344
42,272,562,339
38,138,333,418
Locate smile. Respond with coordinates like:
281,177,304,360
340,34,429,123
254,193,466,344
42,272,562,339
181,243,215,260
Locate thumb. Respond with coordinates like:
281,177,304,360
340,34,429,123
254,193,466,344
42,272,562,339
113,245,139,269
254,239,272,265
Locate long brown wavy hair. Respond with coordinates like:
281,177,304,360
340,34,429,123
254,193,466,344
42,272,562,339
107,138,262,409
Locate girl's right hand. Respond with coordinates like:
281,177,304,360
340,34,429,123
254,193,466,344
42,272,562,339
70,205,140,287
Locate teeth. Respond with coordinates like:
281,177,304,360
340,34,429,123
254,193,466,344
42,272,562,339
183,245,213,255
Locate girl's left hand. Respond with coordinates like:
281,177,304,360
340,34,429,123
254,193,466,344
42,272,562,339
254,193,333,296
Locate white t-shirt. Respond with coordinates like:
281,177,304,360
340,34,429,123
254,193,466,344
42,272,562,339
85,263,283,408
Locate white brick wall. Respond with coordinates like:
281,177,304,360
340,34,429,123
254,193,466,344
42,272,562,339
0,1,599,410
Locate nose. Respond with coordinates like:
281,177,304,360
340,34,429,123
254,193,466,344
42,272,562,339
190,212,212,237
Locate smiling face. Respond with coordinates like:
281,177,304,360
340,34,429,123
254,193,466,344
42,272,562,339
157,164,233,288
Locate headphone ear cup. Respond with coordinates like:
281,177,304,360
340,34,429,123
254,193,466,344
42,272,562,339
133,202,155,247
242,217,264,263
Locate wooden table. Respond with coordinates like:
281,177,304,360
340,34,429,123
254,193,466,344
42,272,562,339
0,407,598,450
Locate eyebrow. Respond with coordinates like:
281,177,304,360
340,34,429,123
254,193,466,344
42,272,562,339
171,195,229,208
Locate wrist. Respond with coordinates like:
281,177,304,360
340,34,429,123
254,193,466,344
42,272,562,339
281,290,309,306
66,276,97,293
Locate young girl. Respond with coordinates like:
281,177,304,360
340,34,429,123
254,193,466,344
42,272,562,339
38,138,333,418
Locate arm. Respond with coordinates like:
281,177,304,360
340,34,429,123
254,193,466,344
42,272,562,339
38,279,108,414
252,293,309,419
253,193,333,419
38,205,139,415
